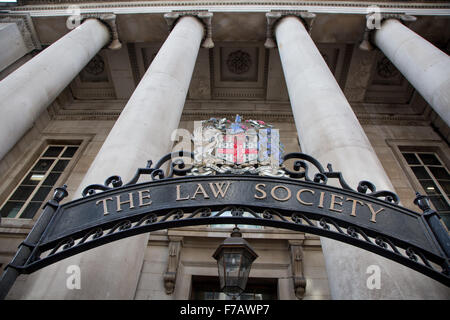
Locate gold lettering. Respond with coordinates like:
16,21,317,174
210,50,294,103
96,197,113,215
296,189,315,206
329,194,344,212
318,191,325,208
116,193,135,212
367,203,385,223
209,182,232,198
191,184,210,199
138,189,152,207
176,185,189,201
254,183,267,199
346,197,364,217
271,185,292,202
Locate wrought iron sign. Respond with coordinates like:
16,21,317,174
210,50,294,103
0,117,449,299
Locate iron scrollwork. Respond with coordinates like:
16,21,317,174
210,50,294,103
82,150,399,205
19,205,449,287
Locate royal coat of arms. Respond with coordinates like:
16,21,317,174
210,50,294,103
191,115,285,176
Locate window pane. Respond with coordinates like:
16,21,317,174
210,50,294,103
21,172,46,186
62,147,78,158
10,186,35,201
441,214,450,230
418,180,441,195
42,172,62,187
0,202,24,218
31,159,54,172
429,167,450,180
52,160,69,172
429,196,450,211
20,202,42,219
439,180,450,195
31,186,52,201
418,153,441,165
1,144,79,220
42,146,64,157
411,166,431,180
402,153,420,165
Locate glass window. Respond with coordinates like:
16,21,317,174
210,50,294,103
0,144,79,219
401,151,450,229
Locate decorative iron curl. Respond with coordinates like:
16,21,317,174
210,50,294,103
79,228,103,244
81,151,399,205
49,237,75,256
82,151,194,196
82,175,123,197
281,153,399,204
347,226,359,238
406,247,419,262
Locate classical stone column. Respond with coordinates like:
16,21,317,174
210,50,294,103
274,15,450,299
0,18,111,161
373,18,450,127
18,15,205,300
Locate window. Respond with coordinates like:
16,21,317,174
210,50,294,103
401,151,450,228
190,276,277,300
0,144,79,219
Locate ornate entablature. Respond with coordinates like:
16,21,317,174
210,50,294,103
12,1,450,10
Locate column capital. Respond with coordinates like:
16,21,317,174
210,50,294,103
359,13,417,51
164,11,214,49
80,13,122,50
264,11,316,49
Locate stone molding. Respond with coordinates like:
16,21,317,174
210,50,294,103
288,240,307,300
48,107,433,127
164,11,214,48
12,1,450,14
0,13,41,51
163,236,183,295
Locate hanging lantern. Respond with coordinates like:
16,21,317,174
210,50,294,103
212,226,258,298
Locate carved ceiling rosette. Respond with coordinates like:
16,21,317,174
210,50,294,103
84,54,105,76
226,50,252,75
376,56,400,79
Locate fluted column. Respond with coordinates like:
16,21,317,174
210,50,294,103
274,15,450,299
0,19,111,161
19,16,205,299
374,19,450,126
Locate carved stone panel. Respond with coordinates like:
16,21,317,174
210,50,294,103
70,52,116,99
364,52,414,104
212,42,266,100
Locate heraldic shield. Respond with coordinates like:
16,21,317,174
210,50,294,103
192,115,285,176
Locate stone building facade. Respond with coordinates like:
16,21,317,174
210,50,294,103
0,0,449,300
